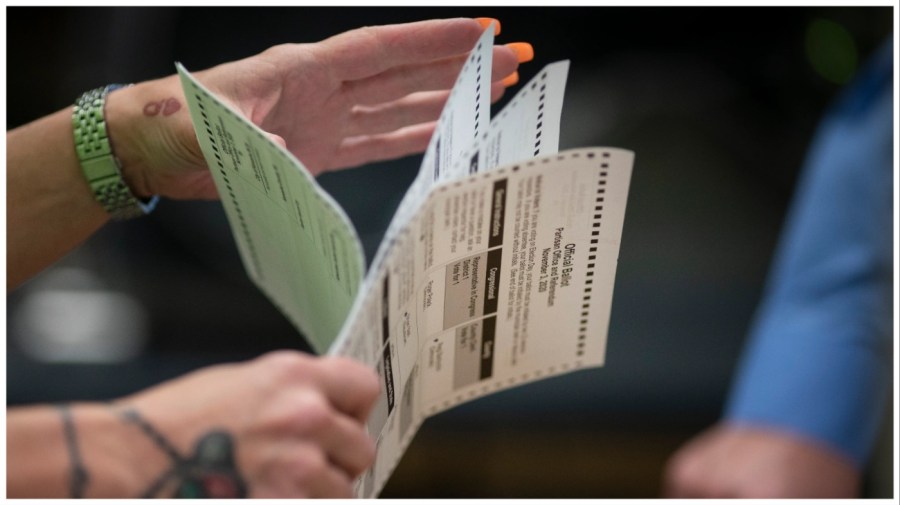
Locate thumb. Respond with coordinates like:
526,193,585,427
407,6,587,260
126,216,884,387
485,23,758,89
266,131,287,149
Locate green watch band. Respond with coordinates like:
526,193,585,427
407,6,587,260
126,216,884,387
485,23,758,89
73,84,159,220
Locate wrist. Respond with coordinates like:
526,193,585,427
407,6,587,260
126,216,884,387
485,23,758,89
103,74,198,200
72,403,172,497
103,79,166,199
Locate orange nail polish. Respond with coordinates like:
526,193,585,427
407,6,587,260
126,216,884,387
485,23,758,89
506,42,534,63
501,71,519,87
476,17,501,36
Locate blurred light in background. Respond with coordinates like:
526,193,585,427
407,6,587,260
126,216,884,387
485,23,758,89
806,18,858,84
11,268,149,363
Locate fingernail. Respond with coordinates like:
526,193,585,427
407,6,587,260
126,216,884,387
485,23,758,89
501,71,519,87
476,17,501,36
506,42,534,63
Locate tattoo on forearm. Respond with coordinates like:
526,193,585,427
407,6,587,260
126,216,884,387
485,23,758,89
142,98,182,117
56,404,89,498
116,407,247,498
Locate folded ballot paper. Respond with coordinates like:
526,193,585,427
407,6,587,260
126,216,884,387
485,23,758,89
177,24,633,497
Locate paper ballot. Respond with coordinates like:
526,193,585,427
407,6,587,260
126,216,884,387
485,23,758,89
178,24,633,497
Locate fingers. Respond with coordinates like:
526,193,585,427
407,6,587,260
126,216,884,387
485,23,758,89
343,52,515,138
256,442,355,498
342,55,475,107
330,74,510,169
339,42,522,139
331,74,507,168
266,132,287,149
496,44,528,80
490,80,508,103
342,44,522,107
302,460,354,498
327,121,436,172
505,42,534,63
501,71,519,87
314,356,381,422
244,353,377,497
284,389,375,477
258,351,379,421
291,18,529,172
319,18,488,82
347,91,449,137
319,409,377,477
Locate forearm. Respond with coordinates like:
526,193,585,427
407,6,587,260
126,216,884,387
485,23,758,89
8,353,381,498
6,109,109,290
6,404,169,498
6,74,200,291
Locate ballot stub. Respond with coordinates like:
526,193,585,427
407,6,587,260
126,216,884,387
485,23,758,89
178,22,633,498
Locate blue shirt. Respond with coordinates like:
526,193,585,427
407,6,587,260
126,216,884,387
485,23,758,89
725,39,894,469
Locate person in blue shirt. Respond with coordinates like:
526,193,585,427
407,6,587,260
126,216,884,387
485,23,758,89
665,39,893,498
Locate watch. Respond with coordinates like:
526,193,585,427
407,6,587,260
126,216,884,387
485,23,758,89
73,84,159,219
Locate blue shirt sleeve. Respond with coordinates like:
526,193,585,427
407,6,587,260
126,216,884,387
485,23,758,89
724,39,894,469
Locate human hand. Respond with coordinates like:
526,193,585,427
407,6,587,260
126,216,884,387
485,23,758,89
108,351,379,498
663,422,860,498
107,18,527,200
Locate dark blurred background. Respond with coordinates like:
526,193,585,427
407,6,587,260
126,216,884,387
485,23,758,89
5,6,894,497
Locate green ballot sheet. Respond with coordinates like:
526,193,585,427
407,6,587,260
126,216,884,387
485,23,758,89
177,65,365,353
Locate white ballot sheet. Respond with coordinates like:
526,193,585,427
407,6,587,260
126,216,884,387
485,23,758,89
370,24,495,277
335,147,632,496
178,24,633,498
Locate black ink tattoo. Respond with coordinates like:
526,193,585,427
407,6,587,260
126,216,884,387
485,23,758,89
116,408,247,498
56,404,89,498
176,431,247,498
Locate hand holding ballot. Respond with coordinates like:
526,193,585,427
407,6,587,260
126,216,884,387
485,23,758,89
99,18,527,202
